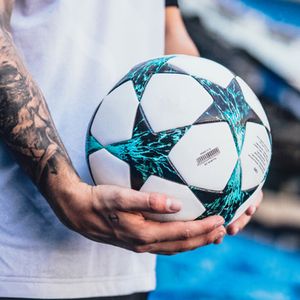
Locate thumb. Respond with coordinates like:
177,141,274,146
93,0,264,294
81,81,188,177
113,187,182,214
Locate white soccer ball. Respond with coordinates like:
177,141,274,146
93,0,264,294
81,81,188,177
86,55,272,225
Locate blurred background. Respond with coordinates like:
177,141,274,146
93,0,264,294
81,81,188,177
151,0,300,299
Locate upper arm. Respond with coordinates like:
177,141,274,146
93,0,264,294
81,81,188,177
164,3,199,56
0,0,14,30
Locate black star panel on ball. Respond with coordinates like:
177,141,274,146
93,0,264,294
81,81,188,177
86,56,272,224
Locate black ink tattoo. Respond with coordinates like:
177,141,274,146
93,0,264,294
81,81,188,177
0,21,78,196
108,213,120,224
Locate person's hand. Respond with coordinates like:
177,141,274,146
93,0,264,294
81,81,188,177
227,190,263,236
213,190,263,244
55,182,226,255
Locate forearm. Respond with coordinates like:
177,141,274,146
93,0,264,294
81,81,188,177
165,6,199,56
0,16,80,203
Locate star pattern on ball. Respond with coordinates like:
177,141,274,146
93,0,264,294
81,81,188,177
193,77,264,154
191,164,256,223
105,107,189,190
87,57,268,224
110,55,187,101
190,77,264,223
86,106,189,190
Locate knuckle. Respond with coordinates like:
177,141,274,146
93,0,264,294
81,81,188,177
203,235,213,246
113,189,128,210
115,189,125,204
91,194,102,213
180,225,192,240
148,193,168,212
195,219,214,235
132,230,152,245
148,193,161,211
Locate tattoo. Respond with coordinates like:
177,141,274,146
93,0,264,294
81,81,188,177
0,30,78,195
108,213,120,224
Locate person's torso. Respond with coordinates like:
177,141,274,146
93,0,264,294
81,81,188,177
0,0,164,298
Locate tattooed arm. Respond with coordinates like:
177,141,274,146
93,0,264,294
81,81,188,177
0,0,226,253
0,0,81,219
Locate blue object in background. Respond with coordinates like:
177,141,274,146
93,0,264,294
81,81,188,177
239,0,300,27
226,0,300,119
150,2,300,299
150,235,300,300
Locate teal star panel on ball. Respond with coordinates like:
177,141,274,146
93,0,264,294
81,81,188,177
86,56,271,224
190,77,266,223
106,106,189,190
112,56,176,101
193,77,264,154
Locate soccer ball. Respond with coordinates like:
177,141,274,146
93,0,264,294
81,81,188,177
86,55,272,224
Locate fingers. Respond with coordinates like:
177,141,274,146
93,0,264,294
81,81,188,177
92,185,228,254
227,190,263,235
110,186,182,214
245,205,256,216
227,214,251,235
116,213,225,245
145,215,225,243
141,226,226,255
245,190,263,217
213,235,225,245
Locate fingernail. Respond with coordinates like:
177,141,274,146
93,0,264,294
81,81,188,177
166,198,182,212
214,232,225,244
214,218,225,229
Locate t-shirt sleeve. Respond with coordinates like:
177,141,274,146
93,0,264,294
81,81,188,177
165,0,179,7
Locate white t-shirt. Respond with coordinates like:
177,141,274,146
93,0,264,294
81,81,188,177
0,0,165,298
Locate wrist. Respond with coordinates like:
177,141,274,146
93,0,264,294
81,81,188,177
38,151,82,207
39,153,91,230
